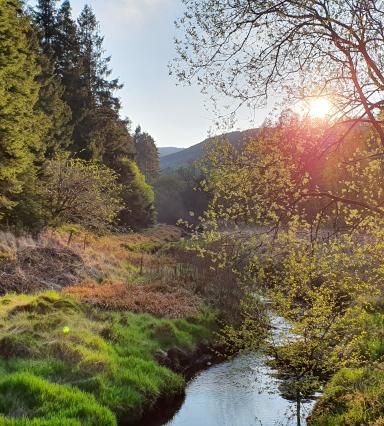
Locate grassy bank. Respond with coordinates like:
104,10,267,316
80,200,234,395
0,292,215,425
0,226,218,425
309,310,384,425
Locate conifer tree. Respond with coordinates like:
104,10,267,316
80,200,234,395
134,126,160,184
77,5,121,111
69,5,123,159
56,0,80,80
87,108,135,167
36,56,73,157
33,0,73,157
0,0,45,218
33,0,59,57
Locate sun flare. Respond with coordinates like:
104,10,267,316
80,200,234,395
309,97,331,119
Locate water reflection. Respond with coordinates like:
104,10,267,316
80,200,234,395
164,353,315,426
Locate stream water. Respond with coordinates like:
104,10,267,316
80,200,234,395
156,316,316,426
163,352,315,426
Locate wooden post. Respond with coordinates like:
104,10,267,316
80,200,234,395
140,254,144,275
67,230,74,246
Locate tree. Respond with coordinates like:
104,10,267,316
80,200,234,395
55,0,83,133
174,1,384,145
32,0,59,56
77,5,121,112
116,158,156,229
134,126,160,184
0,0,45,218
35,56,73,157
69,5,125,160
155,166,209,225
33,0,73,157
39,155,122,230
86,107,135,167
56,0,80,80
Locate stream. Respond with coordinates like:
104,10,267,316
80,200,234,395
164,351,316,426
143,316,317,426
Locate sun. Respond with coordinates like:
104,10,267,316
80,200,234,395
309,97,331,119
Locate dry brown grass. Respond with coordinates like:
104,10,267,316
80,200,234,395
0,225,183,296
52,224,182,283
64,281,200,318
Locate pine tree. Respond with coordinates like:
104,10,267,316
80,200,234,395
32,0,59,57
134,126,160,184
67,5,124,159
33,0,73,157
77,5,121,111
87,108,135,167
56,0,80,79
0,0,45,218
36,56,73,157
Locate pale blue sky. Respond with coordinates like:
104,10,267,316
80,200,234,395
35,0,273,147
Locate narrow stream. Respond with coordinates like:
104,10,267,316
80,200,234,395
163,351,315,426
151,316,316,426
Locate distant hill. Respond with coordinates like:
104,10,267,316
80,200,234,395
160,129,260,170
158,147,185,158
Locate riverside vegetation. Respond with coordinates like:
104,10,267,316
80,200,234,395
3,0,384,425
171,1,384,424
0,225,225,425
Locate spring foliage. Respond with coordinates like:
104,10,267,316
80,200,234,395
40,155,122,230
186,118,384,421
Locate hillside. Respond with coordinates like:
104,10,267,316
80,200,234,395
158,147,185,157
160,128,260,170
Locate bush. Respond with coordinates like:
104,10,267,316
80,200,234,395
309,367,384,425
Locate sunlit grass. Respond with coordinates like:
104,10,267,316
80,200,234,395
0,291,215,424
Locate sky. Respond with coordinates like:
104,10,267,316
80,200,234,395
41,0,273,148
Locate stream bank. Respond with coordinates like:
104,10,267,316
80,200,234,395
134,316,318,426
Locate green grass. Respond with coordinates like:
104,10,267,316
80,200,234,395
310,367,384,426
310,311,384,425
121,241,163,254
0,292,216,425
0,373,116,426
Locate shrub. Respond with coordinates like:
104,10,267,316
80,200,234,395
117,158,155,229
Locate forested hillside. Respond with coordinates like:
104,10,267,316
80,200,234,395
0,0,161,233
155,129,261,225
160,129,259,170
158,147,185,158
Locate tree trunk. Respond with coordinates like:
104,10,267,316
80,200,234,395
296,393,301,426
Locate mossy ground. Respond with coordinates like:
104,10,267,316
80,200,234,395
0,291,215,425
